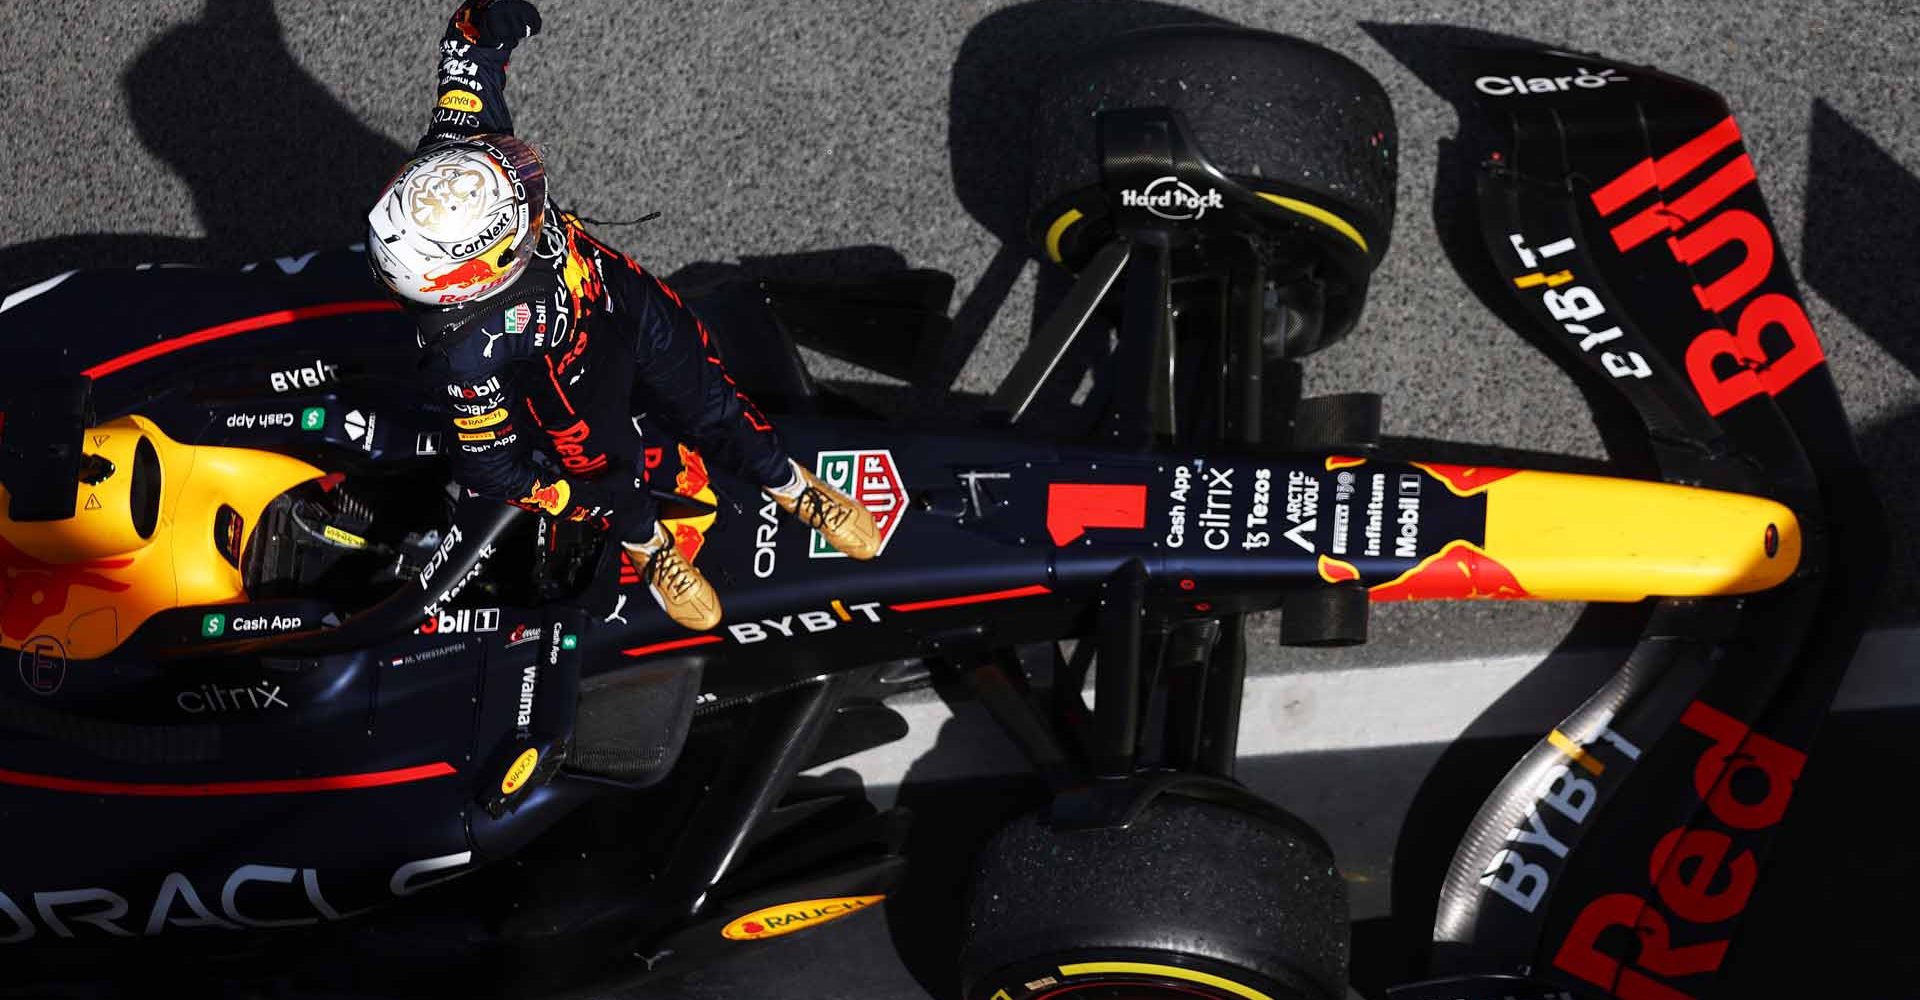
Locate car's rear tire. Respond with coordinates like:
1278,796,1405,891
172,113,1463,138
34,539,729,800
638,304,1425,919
960,794,1349,1000
1027,25,1397,356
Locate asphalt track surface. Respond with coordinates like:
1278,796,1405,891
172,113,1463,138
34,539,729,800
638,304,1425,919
2,2,1918,998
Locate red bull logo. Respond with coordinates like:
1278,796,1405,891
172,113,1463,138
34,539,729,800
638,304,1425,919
0,538,134,643
560,227,606,306
675,444,710,497
667,444,717,563
419,257,501,294
1370,540,1530,602
609,444,719,576
517,479,570,517
451,7,480,43
673,524,703,563
557,328,590,373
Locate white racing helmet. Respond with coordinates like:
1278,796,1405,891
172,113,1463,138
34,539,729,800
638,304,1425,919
366,134,548,307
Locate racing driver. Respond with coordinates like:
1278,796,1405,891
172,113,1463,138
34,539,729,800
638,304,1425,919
365,0,879,632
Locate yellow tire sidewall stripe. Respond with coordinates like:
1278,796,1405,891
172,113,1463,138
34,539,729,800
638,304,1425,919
1044,208,1085,264
1043,193,1366,264
1254,192,1369,253
1057,961,1273,1000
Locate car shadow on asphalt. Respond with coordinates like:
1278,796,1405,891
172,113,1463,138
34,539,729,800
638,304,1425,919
1800,99,1920,623
0,0,407,296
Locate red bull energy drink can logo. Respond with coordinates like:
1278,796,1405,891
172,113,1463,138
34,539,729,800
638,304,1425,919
420,257,502,294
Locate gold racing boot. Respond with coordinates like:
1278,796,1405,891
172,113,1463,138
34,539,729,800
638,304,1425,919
769,460,881,560
622,521,723,631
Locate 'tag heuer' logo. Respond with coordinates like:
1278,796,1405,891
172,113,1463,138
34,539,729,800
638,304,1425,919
720,895,884,942
808,450,907,559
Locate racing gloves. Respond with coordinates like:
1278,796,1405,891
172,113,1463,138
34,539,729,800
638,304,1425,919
451,0,543,50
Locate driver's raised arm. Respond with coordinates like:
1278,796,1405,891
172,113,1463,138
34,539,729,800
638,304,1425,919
421,0,542,146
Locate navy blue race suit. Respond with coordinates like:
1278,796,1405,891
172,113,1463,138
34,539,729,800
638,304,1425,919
405,4,791,540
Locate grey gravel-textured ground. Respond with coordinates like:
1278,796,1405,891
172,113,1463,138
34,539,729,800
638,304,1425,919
1,3,1916,997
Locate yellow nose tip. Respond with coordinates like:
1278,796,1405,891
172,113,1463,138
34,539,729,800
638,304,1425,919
1481,470,1804,602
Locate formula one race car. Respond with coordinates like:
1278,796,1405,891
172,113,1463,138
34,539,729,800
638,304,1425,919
0,26,1882,1000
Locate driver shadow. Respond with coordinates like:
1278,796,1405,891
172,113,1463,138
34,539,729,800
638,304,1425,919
0,0,409,295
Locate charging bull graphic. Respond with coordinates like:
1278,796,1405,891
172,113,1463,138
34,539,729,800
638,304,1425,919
0,538,134,644
670,445,716,563
420,257,502,294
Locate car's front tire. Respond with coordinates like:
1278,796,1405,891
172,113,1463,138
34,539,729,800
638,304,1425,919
961,794,1349,1000
1025,25,1397,357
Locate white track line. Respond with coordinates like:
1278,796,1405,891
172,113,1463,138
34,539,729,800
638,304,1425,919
819,627,1920,792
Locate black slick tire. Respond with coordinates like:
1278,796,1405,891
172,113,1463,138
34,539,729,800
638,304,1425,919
960,794,1349,1000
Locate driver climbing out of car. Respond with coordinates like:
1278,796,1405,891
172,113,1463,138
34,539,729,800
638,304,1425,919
365,0,879,632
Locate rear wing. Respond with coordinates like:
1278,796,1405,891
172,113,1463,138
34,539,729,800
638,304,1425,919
1394,47,1885,1000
